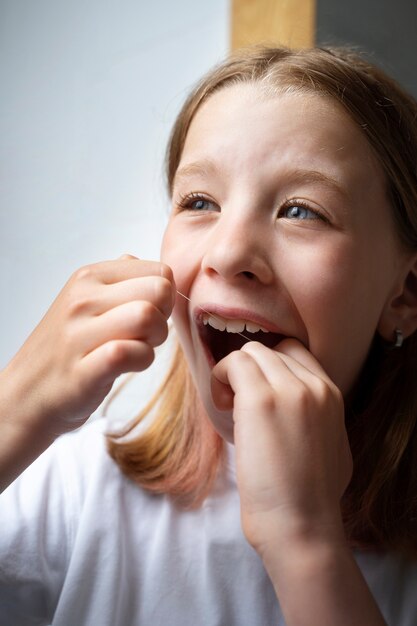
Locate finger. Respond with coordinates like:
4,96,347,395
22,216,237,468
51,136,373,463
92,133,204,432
77,300,169,355
272,338,335,386
241,342,342,412
211,348,296,414
239,342,346,464
210,376,235,411
80,339,155,387
84,275,175,318
240,341,323,390
71,258,174,287
211,350,301,475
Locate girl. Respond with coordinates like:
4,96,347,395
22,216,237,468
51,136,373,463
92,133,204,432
1,46,417,626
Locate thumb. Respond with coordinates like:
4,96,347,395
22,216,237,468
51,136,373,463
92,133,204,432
211,359,235,411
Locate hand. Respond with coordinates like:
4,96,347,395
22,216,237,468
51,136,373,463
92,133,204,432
2,255,175,436
211,339,352,557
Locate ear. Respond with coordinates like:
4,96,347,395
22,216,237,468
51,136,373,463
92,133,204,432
378,254,417,342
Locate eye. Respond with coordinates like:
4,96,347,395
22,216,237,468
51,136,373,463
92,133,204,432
285,205,316,220
279,200,326,222
176,193,219,213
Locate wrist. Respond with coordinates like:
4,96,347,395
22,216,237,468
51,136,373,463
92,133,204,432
253,508,348,575
0,355,57,433
246,499,346,547
258,521,386,626
0,365,58,491
263,521,348,573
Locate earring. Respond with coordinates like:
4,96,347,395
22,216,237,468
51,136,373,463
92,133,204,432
394,328,404,348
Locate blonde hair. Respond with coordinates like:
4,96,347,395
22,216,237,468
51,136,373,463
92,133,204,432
107,46,417,553
107,341,223,508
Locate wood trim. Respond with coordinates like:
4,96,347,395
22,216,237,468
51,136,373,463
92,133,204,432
231,0,316,51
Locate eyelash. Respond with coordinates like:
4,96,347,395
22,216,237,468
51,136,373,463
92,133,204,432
176,192,217,212
176,192,328,223
278,198,328,222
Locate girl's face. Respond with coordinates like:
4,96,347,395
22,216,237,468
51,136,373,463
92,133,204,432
161,84,405,441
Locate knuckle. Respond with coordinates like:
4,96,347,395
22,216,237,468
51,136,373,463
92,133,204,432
157,321,169,345
257,393,278,414
153,277,174,313
333,385,344,406
105,341,129,368
66,295,93,317
228,350,247,367
132,300,154,328
158,262,174,282
136,344,155,369
103,341,156,375
241,341,261,355
120,253,136,261
313,377,331,402
315,378,343,410
127,300,162,340
146,321,169,348
72,264,96,283
293,382,313,412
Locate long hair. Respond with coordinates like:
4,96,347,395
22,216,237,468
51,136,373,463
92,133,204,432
107,46,417,553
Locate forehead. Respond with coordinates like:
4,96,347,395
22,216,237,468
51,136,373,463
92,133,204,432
176,83,387,201
183,83,364,159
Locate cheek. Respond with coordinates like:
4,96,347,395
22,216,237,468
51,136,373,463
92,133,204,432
159,224,175,266
282,242,358,320
283,245,382,391
160,224,198,288
161,225,198,345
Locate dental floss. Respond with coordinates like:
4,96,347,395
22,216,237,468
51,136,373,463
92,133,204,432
175,290,253,343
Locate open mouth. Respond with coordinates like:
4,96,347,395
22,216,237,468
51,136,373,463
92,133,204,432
198,312,284,364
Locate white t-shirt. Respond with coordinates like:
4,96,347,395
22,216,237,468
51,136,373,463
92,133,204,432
0,419,416,626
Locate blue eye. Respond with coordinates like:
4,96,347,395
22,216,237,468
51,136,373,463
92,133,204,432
191,198,211,211
177,193,218,212
283,204,318,220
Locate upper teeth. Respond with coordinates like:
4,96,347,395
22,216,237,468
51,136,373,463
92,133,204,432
202,313,268,334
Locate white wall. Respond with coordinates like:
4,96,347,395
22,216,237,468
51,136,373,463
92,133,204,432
0,0,229,370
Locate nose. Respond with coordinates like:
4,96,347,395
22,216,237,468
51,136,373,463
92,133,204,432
201,212,274,285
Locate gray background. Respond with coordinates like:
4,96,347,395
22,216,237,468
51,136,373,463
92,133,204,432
317,0,417,97
0,0,229,368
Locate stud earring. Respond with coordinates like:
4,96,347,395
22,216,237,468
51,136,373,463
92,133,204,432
394,328,404,348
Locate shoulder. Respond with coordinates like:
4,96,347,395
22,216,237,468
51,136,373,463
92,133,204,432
23,418,115,501
54,418,115,492
40,418,132,515
0,419,130,622
0,418,126,570
0,419,121,549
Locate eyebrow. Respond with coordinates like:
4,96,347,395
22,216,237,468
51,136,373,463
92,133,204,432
173,159,220,188
285,169,349,199
173,160,349,199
